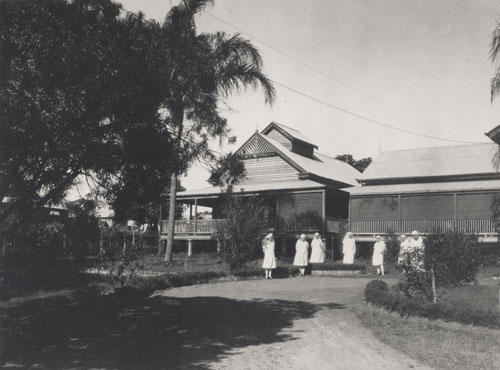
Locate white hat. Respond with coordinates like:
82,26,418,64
300,233,306,238
411,230,419,236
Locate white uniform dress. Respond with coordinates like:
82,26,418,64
309,238,325,263
342,237,356,264
293,239,309,266
372,240,386,266
262,240,276,269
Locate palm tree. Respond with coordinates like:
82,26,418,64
159,0,275,262
490,22,500,169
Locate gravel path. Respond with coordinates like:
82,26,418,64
158,277,434,370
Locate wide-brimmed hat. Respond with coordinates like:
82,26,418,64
411,230,419,236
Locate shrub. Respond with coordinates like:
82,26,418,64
99,228,141,288
399,230,481,301
384,228,401,263
425,231,481,287
365,279,388,303
215,193,269,270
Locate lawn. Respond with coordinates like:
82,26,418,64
357,272,500,370
355,303,500,370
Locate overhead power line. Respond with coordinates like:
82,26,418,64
205,10,483,138
271,79,484,144
119,6,484,144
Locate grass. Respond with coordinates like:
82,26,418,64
358,273,500,370
355,303,500,370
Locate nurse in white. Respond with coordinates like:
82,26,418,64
262,233,276,279
309,232,325,264
342,232,356,264
372,235,387,275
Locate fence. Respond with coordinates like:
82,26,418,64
1,229,160,259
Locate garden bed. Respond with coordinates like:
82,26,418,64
364,279,500,328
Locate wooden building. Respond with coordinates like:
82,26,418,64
345,142,500,242
162,122,360,251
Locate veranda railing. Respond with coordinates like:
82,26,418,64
163,216,344,235
349,218,497,235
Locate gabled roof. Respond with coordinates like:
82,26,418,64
261,122,318,149
359,143,498,182
260,133,360,187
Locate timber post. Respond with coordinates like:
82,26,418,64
1,235,6,257
187,239,193,257
157,204,162,254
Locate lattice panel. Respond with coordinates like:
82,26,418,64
238,135,276,158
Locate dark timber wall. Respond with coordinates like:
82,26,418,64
350,191,500,220
265,128,292,150
350,197,400,220
277,192,323,218
325,190,349,218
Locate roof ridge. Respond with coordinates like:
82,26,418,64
377,142,492,155
273,121,300,132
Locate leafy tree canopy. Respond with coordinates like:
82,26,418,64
335,154,372,173
0,0,174,231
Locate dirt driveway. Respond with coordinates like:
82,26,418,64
1,276,433,370
158,277,433,370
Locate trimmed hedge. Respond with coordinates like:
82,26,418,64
310,262,366,271
364,280,500,328
122,266,297,296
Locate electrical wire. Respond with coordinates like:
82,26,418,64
205,10,483,138
119,6,486,144
271,79,484,144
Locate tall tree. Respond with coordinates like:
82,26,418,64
0,0,164,231
158,0,275,262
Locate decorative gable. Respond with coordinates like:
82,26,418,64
236,133,277,159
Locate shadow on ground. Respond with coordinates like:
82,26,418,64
0,290,345,369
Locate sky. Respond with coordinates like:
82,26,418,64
75,0,500,195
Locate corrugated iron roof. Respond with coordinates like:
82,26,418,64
360,143,498,181
272,122,317,147
261,134,361,187
177,179,327,198
344,178,500,196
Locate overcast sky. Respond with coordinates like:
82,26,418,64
79,0,500,194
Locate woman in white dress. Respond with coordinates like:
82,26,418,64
293,234,309,276
309,232,325,264
372,235,387,275
342,232,356,264
262,233,276,279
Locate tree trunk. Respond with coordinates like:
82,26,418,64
431,268,437,304
157,205,162,254
164,104,184,263
164,171,178,262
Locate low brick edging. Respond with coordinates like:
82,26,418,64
311,269,366,276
